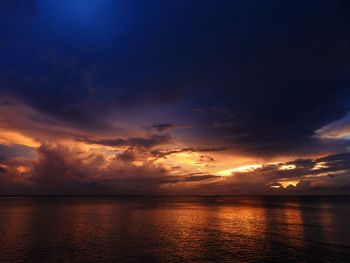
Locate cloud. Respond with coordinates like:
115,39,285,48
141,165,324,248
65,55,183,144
0,97,91,144
78,137,127,147
28,143,171,194
151,123,175,132
218,152,350,194
315,112,350,140
150,147,227,159
79,134,172,148
177,174,220,183
1,140,349,195
0,143,219,195
127,134,171,148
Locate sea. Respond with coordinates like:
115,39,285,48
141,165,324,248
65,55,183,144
0,196,349,262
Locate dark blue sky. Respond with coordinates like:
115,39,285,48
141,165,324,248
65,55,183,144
1,0,350,194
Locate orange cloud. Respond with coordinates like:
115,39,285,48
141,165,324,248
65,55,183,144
0,129,40,147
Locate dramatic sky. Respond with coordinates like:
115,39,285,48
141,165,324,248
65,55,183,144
1,0,350,195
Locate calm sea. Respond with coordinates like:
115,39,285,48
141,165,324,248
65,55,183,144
0,196,349,262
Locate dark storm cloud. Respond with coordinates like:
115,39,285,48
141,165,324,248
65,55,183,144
150,147,227,159
79,134,171,148
128,134,172,148
238,153,350,180
151,123,175,132
318,152,350,163
19,144,219,195
116,148,136,162
160,173,220,184
28,144,170,194
79,137,128,147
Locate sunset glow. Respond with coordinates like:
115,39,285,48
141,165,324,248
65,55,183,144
1,1,350,262
0,0,350,196
217,164,263,176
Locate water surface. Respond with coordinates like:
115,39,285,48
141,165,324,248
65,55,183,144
0,196,349,262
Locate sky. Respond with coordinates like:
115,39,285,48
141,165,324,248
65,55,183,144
1,0,350,195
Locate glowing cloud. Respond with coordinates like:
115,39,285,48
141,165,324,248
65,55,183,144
0,130,40,148
216,164,263,176
315,112,350,140
279,164,296,170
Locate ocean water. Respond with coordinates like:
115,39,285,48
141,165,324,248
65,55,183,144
0,196,349,263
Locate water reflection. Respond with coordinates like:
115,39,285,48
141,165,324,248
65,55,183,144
0,197,349,262
0,201,34,261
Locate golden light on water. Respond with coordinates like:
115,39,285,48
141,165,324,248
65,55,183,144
1,196,347,262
